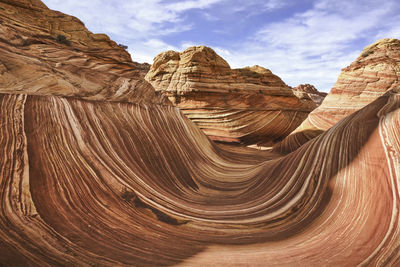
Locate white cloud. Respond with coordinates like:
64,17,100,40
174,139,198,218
213,47,232,58
42,0,223,63
42,0,400,92
43,0,222,37
166,0,223,12
262,0,287,10
128,39,179,63
229,0,287,12
374,15,400,40
217,0,400,91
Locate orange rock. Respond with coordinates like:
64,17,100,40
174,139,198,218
1,1,400,266
0,0,168,104
146,46,317,145
275,38,400,153
2,0,48,9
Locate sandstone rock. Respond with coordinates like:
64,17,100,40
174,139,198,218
1,1,400,266
133,62,151,78
292,84,327,105
146,46,317,145
2,84,400,266
3,0,48,9
275,38,400,153
0,0,167,104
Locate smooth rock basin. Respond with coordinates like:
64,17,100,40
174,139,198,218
1,0,400,266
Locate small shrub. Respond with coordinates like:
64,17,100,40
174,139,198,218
249,71,261,78
56,34,70,46
118,44,128,49
361,50,374,57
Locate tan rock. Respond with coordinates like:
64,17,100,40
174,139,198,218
146,46,317,145
0,0,168,104
292,84,327,105
133,62,151,78
2,0,48,9
275,38,400,153
1,1,400,266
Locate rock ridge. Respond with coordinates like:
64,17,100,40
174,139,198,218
275,38,400,153
0,0,168,105
146,45,317,145
292,84,327,105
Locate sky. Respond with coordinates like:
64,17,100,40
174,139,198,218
42,0,400,92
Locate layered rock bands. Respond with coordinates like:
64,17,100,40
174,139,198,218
1,0,400,266
1,89,400,266
0,0,168,105
145,46,318,145
276,38,400,153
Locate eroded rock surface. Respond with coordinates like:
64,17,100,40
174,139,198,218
275,38,400,153
1,1,400,266
2,87,400,266
133,62,151,78
0,0,167,104
292,83,327,105
146,46,316,145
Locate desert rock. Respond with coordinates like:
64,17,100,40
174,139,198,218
275,38,400,153
0,0,167,104
292,83,327,105
133,62,151,78
146,46,317,145
1,1,400,266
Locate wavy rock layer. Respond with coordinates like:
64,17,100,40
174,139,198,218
145,46,317,145
1,89,400,266
276,38,400,153
2,1,400,266
0,0,167,105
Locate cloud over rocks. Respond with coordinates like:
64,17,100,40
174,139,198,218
42,0,400,92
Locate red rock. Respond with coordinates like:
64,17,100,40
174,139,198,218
146,46,317,145
3,0,48,9
1,1,400,266
275,38,400,153
0,0,167,104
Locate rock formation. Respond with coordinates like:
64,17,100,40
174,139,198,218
4,0,47,9
275,38,400,153
292,83,327,105
145,46,317,145
1,1,400,266
133,62,151,78
0,0,167,105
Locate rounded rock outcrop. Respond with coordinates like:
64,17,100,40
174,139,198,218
146,46,317,145
275,38,400,153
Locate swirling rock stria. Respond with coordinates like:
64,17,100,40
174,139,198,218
1,1,400,266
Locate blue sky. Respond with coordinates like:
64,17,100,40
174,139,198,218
42,0,400,92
